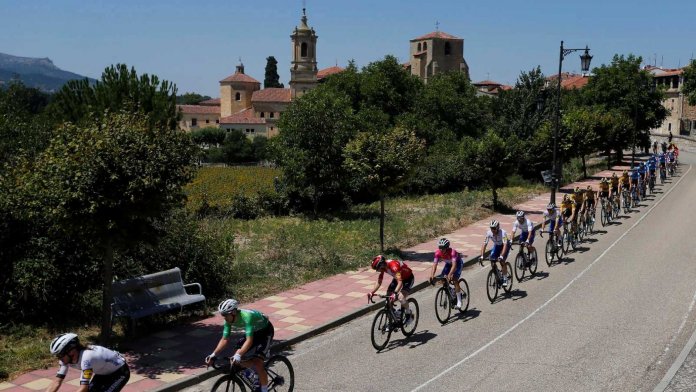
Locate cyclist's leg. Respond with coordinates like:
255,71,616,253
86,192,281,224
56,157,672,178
87,365,130,392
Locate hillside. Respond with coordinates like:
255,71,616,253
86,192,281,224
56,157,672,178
0,52,96,92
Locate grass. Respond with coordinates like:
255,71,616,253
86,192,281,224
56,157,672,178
199,183,546,303
185,166,281,211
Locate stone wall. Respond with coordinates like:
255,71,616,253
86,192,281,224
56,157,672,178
651,133,696,152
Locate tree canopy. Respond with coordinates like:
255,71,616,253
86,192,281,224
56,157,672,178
682,59,696,106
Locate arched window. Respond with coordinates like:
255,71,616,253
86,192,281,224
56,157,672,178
423,42,428,51
235,92,241,101
444,42,451,55
301,42,308,57
417,43,422,51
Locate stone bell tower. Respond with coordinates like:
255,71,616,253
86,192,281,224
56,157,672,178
290,8,318,98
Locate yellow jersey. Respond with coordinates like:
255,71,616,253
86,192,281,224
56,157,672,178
585,190,595,200
610,177,619,187
599,182,610,192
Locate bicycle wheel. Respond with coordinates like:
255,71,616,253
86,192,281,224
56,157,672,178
600,207,607,226
570,230,578,251
528,250,538,275
434,286,451,324
211,375,246,392
370,309,391,351
555,235,564,259
457,278,470,313
265,355,294,392
562,231,570,254
503,262,513,293
486,269,498,303
545,238,554,266
514,252,526,282
401,298,419,337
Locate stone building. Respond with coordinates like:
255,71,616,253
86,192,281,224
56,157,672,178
647,66,696,136
177,9,336,137
405,31,469,83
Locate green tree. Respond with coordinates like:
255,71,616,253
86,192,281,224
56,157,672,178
264,56,284,88
467,131,516,209
50,63,180,130
274,87,357,214
583,54,666,161
176,92,212,105
360,55,422,124
190,127,226,146
0,81,53,163
492,67,550,140
222,129,254,163
344,127,425,252
562,106,602,178
682,59,696,106
14,112,197,341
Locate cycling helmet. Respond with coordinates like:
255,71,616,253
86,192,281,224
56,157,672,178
218,299,239,315
612,172,617,178
371,255,386,270
587,185,592,190
437,238,450,250
490,220,500,229
516,211,525,219
563,194,570,202
574,186,581,193
50,333,79,357
546,203,556,210
622,170,628,175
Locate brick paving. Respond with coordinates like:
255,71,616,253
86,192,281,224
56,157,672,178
2,162,634,392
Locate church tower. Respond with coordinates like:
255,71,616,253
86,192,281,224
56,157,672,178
219,60,260,118
290,8,318,98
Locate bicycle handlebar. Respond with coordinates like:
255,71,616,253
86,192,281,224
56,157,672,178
368,293,393,304
210,356,236,371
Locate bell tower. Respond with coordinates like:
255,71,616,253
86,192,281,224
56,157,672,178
290,8,318,98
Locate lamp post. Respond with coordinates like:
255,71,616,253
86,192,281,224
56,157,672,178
551,41,592,204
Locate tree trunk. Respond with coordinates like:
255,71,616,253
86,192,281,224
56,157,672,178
492,187,498,211
581,155,587,179
379,195,385,253
606,149,611,169
100,243,114,344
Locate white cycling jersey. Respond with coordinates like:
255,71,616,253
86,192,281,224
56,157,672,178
543,209,558,223
484,229,510,246
512,218,533,234
56,345,126,385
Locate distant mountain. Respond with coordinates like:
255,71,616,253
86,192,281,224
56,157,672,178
0,52,96,92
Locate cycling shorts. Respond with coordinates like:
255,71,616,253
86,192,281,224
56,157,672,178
438,259,463,279
586,199,595,209
387,274,414,294
599,191,609,199
88,364,130,392
489,241,511,262
519,230,535,245
562,208,572,219
235,323,274,359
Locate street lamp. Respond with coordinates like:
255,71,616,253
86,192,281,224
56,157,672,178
551,41,592,204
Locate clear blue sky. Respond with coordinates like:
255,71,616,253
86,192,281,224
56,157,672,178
1,0,695,97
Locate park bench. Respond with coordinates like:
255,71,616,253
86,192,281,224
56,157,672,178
111,267,206,332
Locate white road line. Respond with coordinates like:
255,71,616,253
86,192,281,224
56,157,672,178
411,165,693,392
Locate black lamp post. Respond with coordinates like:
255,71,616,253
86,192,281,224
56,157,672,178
551,41,592,204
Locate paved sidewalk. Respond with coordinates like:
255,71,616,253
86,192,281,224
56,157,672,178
0,162,634,392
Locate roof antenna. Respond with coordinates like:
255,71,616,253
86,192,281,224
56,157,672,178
486,72,490,80
303,0,306,16
435,21,440,32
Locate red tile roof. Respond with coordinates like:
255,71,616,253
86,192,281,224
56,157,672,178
199,98,220,106
251,88,292,103
653,69,683,77
561,75,590,89
317,66,343,80
411,31,460,41
177,105,220,114
474,80,503,86
219,108,266,125
220,72,260,84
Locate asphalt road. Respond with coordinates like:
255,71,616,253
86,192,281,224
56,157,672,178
185,152,696,392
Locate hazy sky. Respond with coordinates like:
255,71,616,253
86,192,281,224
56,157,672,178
2,0,695,97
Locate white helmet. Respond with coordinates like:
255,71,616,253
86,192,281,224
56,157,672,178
490,220,500,229
50,333,79,356
516,211,525,219
218,299,239,315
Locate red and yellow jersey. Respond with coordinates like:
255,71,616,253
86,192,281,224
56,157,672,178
378,259,413,282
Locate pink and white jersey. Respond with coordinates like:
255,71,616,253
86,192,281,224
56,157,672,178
434,248,462,265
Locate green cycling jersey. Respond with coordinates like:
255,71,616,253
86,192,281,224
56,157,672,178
222,309,269,338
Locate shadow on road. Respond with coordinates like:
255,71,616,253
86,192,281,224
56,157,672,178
529,271,550,281
509,289,528,301
378,329,437,353
441,307,482,326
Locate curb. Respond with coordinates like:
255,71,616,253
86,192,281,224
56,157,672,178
151,167,624,392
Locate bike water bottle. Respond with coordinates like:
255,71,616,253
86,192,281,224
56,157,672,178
243,368,259,387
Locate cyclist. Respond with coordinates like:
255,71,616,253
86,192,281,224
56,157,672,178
206,299,274,392
480,220,512,287
652,140,658,155
647,155,657,187
585,185,596,221
510,211,537,263
570,187,585,234
658,152,667,180
429,238,465,309
46,333,129,392
598,178,610,216
629,166,640,202
368,255,415,327
541,202,561,239
560,194,573,231
610,173,620,209
667,149,676,174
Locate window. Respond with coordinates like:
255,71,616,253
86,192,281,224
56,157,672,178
270,127,274,131
216,119,219,124
235,92,241,101
668,123,672,131
191,118,197,127
206,119,210,124
301,42,308,57
417,43,422,51
673,77,679,89
270,112,275,118
423,42,428,50
260,112,265,118
444,42,451,55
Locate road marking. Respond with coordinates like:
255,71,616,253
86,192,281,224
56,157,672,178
411,165,693,392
